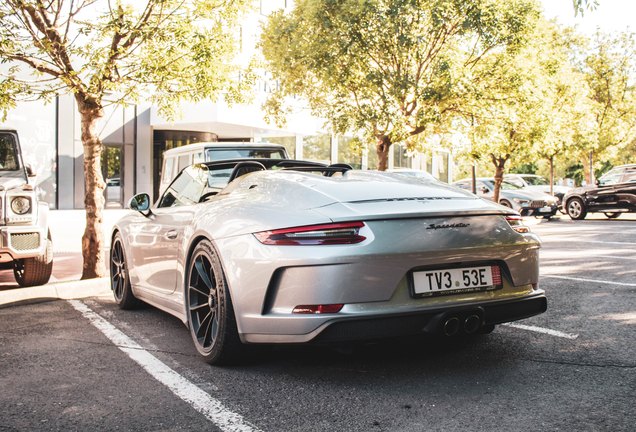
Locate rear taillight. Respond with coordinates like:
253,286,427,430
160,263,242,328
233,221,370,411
292,304,344,314
254,222,366,245
505,215,529,233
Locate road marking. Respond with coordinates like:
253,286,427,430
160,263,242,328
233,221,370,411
68,300,260,432
501,323,579,340
541,274,636,287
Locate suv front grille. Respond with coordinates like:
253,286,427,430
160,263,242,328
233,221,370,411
530,200,546,208
10,233,40,251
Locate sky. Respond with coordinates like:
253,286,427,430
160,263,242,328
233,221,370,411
540,0,636,35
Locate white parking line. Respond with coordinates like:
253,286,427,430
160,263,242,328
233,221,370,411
501,323,579,340
68,300,260,432
541,274,636,287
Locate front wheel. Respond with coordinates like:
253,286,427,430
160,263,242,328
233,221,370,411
604,212,622,219
566,198,587,220
110,232,141,309
187,240,244,365
13,230,53,287
499,199,512,208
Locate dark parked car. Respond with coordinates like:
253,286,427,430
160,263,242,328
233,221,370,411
563,164,636,219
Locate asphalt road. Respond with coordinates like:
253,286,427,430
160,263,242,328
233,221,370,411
1,216,635,431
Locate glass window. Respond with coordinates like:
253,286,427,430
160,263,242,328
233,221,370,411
0,133,20,171
622,169,636,183
506,178,524,188
206,148,286,160
338,137,362,169
261,137,295,159
159,164,209,208
178,154,190,172
523,176,548,186
367,146,378,170
598,168,623,186
302,134,331,163
162,158,175,184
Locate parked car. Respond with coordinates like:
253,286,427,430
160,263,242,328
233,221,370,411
111,159,547,365
159,142,289,196
0,128,53,287
563,164,636,220
503,174,571,209
452,177,559,218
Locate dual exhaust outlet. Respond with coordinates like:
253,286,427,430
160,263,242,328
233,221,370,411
443,314,481,336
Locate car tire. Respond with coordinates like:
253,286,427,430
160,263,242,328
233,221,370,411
13,230,53,287
499,199,512,208
186,240,244,365
566,198,587,220
110,232,142,309
604,212,622,219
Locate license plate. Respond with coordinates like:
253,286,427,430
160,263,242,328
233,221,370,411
412,265,502,297
539,206,552,212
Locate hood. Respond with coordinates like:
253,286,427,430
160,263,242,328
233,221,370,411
500,189,555,200
0,174,27,191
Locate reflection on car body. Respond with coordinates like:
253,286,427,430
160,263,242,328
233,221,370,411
110,159,547,365
563,164,636,219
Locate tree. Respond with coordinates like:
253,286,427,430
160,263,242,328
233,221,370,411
260,0,540,171
573,0,598,17
0,0,253,279
578,31,636,183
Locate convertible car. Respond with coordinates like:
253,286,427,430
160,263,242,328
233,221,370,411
110,159,547,365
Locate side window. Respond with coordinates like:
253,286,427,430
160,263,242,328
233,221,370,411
621,168,636,183
162,158,175,184
193,151,204,163
455,181,471,190
178,154,190,172
598,168,623,186
507,178,523,188
158,164,209,208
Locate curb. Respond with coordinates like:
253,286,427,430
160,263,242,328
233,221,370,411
0,278,112,308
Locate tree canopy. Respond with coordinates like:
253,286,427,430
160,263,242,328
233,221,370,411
0,0,253,278
260,0,541,170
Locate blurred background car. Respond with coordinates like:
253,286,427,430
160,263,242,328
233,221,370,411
562,164,636,220
453,177,559,218
504,174,571,210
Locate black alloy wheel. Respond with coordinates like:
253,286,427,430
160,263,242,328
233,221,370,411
604,212,622,219
110,233,141,309
187,241,243,365
566,198,587,220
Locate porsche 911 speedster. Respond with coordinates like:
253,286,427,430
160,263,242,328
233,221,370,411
110,159,547,365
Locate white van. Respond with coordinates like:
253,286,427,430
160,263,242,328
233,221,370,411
159,142,289,195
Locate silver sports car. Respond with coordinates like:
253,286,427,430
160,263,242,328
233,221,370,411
110,159,547,365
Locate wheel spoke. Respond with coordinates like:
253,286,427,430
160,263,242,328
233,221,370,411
190,303,208,311
196,310,212,339
189,285,208,298
194,257,214,293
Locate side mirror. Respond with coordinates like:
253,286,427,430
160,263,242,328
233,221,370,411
595,179,600,186
129,193,152,217
25,164,37,178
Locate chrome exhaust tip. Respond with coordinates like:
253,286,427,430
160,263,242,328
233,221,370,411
443,317,460,336
464,315,481,334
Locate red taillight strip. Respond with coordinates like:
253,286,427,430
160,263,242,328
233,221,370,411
254,222,366,245
505,215,530,233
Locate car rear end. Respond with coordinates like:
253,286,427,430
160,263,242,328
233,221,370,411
211,172,545,344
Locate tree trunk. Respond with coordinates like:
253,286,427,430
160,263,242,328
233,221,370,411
489,153,509,205
76,96,106,280
376,135,392,171
549,156,554,196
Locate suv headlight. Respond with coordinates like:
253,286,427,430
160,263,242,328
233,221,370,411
11,196,31,215
513,198,530,206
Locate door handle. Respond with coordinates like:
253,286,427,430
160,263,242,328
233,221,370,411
166,230,178,240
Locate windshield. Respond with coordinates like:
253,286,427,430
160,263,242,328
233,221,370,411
523,176,549,186
206,149,286,160
482,180,521,191
0,133,20,171
598,168,623,186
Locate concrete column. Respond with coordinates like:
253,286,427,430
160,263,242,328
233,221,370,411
330,134,338,165
56,95,75,209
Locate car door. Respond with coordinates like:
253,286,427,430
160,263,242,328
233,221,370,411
476,181,494,202
614,167,636,211
130,164,207,295
587,168,623,211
